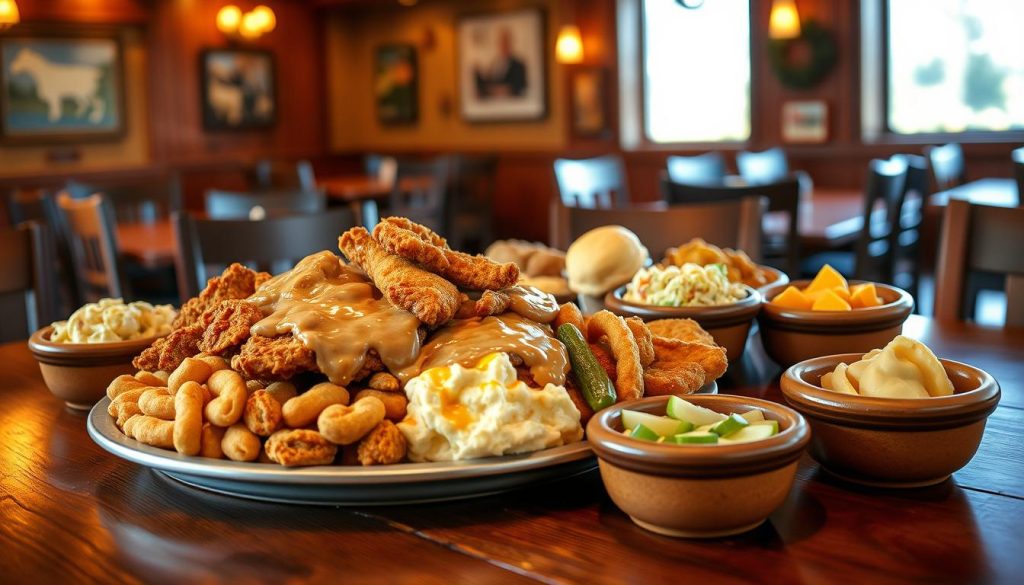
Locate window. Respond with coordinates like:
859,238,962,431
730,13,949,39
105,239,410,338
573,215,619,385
887,0,1024,134
642,0,751,143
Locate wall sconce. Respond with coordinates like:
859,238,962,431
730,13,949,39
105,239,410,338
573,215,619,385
769,0,801,40
217,5,276,40
556,25,584,64
0,0,20,31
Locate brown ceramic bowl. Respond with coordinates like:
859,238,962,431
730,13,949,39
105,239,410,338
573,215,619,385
27,326,158,410
758,280,913,367
755,265,789,296
587,394,810,538
604,285,762,362
781,354,1000,488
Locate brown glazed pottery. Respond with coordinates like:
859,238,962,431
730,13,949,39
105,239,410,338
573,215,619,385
604,285,762,362
756,266,789,297
781,354,1000,488
27,326,157,410
587,394,810,538
758,280,913,367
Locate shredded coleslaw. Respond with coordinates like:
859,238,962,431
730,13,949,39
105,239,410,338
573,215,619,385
623,263,747,307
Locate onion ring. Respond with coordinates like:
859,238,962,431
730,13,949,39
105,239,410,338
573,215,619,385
585,310,643,401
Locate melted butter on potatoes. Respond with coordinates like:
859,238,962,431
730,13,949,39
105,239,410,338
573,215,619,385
398,353,583,462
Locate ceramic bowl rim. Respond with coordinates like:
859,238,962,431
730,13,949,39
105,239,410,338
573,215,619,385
604,285,763,326
758,280,913,330
28,326,159,366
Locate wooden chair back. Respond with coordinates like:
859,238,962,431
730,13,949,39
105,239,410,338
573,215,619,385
665,152,727,186
562,196,765,261
925,143,966,191
447,155,498,252
173,207,356,299
935,199,1024,326
6,188,79,313
661,176,801,275
1013,147,1024,203
252,159,317,193
205,189,326,220
388,156,451,234
553,155,630,209
0,222,54,341
737,147,789,185
66,172,182,224
853,157,908,282
890,154,929,300
56,193,122,302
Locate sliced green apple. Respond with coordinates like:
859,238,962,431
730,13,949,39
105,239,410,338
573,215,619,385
741,409,765,423
622,410,687,437
672,431,719,444
630,423,661,442
750,419,779,434
710,413,749,437
719,424,776,444
665,396,727,426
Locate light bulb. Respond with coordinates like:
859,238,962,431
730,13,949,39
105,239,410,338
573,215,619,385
769,0,801,40
556,25,584,64
251,5,276,33
216,5,242,35
0,0,21,30
239,11,263,39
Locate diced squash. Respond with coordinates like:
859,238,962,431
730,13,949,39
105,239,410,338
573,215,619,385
831,286,851,301
771,286,813,310
850,283,883,308
805,264,848,294
811,289,852,311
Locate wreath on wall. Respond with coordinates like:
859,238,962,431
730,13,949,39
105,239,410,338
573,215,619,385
768,21,837,89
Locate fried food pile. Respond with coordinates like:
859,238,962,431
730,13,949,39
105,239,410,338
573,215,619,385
114,217,728,467
663,238,775,288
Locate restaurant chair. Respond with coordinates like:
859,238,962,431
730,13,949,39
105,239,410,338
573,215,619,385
446,155,497,253
252,159,318,193
65,172,183,225
205,189,327,220
802,158,909,286
924,143,966,192
565,196,765,261
553,155,630,209
7,188,79,313
736,147,789,184
662,176,801,277
935,199,1024,326
1013,147,1024,201
56,193,124,302
386,156,451,234
890,154,929,306
665,152,727,186
173,207,356,299
0,222,55,342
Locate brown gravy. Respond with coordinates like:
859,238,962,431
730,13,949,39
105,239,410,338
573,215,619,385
248,252,422,385
505,285,560,323
396,313,569,386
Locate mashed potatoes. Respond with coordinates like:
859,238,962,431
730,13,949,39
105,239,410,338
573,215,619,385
821,336,954,399
398,353,583,462
50,298,176,344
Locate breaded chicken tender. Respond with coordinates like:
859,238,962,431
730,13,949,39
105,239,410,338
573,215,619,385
230,335,319,381
173,263,270,328
132,325,204,372
357,420,407,465
646,318,716,346
199,300,264,356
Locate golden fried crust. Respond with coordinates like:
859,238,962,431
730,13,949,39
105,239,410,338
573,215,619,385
651,336,728,381
132,325,204,372
174,263,271,328
625,317,655,367
265,429,337,467
474,290,511,317
586,311,644,401
338,227,461,327
367,372,401,392
357,420,407,465
646,318,716,346
643,361,707,396
553,302,585,333
199,300,264,356
230,335,318,381
373,217,520,291
563,377,594,425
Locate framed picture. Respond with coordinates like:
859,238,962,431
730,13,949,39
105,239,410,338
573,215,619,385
570,67,610,138
457,8,546,122
0,33,125,143
200,49,275,131
781,100,828,143
375,44,418,125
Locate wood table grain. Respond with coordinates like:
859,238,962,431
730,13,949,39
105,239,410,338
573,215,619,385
2,316,1022,584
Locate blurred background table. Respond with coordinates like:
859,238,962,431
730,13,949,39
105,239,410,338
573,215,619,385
2,315,1021,583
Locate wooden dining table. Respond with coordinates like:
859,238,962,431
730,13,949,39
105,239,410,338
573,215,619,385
930,178,1019,208
116,220,176,269
3,315,1021,584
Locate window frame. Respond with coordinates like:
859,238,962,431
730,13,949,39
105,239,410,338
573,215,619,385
634,0,756,150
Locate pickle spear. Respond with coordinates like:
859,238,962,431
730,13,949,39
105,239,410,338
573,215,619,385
557,323,617,411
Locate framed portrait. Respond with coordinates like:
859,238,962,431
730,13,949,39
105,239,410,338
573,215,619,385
457,8,546,122
570,67,610,139
781,100,828,143
375,44,418,125
0,33,125,143
200,49,275,131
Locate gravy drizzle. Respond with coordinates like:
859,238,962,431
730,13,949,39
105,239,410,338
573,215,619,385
504,285,560,323
248,251,422,385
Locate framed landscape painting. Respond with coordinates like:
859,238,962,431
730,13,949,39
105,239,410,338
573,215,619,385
375,44,418,124
200,49,276,131
457,8,546,122
0,34,124,143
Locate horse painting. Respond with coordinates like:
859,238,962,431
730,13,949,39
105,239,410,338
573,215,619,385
9,48,106,123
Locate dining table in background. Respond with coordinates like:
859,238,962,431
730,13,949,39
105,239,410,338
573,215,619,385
319,174,435,227
2,315,1021,584
116,219,177,270
920,178,1020,270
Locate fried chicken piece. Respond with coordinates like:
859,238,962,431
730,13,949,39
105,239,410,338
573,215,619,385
553,302,585,333
651,335,728,381
132,325,204,372
352,351,386,383
230,335,318,381
563,378,594,425
373,217,520,290
199,300,264,356
643,361,707,396
174,263,271,328
357,420,407,465
474,289,511,317
338,227,460,327
646,318,716,346
368,372,401,392
624,317,655,367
